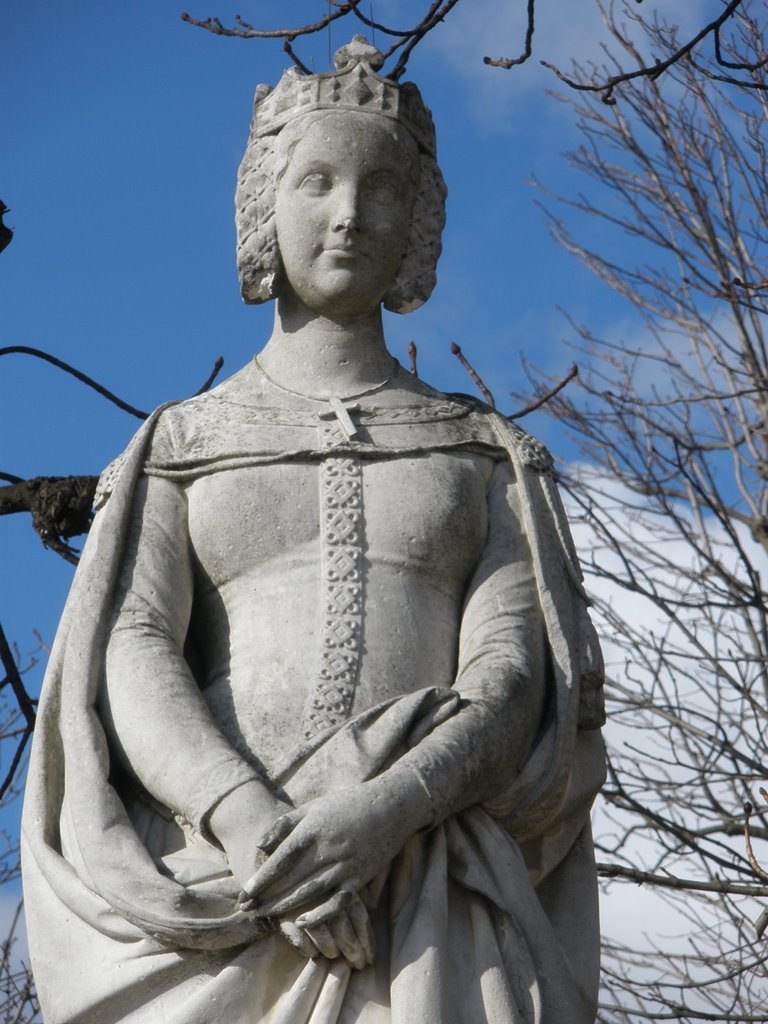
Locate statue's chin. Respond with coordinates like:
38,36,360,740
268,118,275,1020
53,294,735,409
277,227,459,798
288,275,389,322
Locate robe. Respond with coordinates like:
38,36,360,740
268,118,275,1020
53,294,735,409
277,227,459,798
22,362,605,1023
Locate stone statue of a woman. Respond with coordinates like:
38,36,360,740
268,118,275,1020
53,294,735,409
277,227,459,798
22,36,606,1024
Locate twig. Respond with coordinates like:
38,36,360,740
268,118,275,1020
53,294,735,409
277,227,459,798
597,1004,768,1022
0,623,39,801
2,347,227,417
596,861,768,897
180,0,747,98
193,355,225,395
180,3,362,40
0,624,36,729
508,364,578,420
37,536,81,565
541,0,744,104
0,346,149,419
744,797,768,881
283,37,313,74
0,200,13,255
350,5,410,37
0,472,23,484
386,0,463,81
31,628,50,655
450,341,496,408
0,728,33,802
730,276,768,293
484,0,535,68
407,341,418,376
714,16,768,71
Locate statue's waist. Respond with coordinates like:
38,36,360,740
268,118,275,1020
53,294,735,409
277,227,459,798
196,584,462,774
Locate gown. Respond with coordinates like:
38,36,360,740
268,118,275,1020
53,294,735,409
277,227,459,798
22,360,606,1023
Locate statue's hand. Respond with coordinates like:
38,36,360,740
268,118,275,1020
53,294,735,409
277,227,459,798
278,891,376,971
207,780,293,891
239,773,432,917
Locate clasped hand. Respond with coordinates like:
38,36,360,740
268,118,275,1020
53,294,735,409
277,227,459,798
216,775,432,970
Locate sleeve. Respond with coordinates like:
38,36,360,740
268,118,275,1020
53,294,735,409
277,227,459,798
101,470,263,835
386,457,549,823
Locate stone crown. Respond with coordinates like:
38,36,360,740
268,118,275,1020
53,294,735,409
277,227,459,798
248,35,437,156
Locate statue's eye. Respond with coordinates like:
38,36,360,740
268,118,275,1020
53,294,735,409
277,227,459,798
364,178,401,203
298,172,331,195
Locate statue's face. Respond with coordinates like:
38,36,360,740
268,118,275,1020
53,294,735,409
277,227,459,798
275,112,417,319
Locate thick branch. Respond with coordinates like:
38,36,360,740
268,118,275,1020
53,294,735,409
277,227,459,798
0,475,98,563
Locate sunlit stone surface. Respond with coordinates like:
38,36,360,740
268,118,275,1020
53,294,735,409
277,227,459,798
22,36,605,1024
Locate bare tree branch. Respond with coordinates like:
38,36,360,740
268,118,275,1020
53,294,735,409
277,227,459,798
0,475,97,562
597,862,768,898
0,200,13,255
0,346,149,419
540,0,756,105
484,0,535,69
450,341,496,408
0,624,37,804
180,2,363,40
179,1,750,97
407,341,418,377
533,2,768,1015
0,625,36,731
0,347,225,419
508,363,578,419
192,354,225,395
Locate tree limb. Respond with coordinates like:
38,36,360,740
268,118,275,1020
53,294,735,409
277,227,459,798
541,0,750,104
597,861,768,897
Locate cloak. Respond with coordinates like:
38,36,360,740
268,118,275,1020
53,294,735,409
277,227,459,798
22,369,605,1023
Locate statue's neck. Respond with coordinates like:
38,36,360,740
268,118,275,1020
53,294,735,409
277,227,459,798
258,295,396,401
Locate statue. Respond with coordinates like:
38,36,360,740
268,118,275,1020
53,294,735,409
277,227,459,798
22,37,606,1024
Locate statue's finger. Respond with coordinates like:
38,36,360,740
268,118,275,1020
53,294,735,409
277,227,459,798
327,914,366,971
243,835,311,898
258,810,301,853
348,896,376,966
302,923,339,960
254,869,341,917
279,921,317,960
295,889,353,928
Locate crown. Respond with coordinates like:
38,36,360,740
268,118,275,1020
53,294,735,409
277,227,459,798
248,35,437,156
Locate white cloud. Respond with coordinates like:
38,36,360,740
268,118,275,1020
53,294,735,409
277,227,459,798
564,466,768,997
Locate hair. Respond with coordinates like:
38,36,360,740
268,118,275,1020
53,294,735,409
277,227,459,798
235,109,447,313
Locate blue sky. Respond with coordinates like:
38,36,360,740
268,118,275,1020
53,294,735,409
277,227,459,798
1,0,716,957
2,0,668,655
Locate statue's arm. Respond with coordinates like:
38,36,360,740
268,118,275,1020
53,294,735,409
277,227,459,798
383,455,548,818
101,472,289,867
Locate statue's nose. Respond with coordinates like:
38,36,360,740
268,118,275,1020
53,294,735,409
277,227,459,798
335,214,359,231
332,186,361,232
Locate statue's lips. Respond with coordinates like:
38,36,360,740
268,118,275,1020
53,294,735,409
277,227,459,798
323,246,367,259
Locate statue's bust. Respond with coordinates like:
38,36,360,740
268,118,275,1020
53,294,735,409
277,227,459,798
22,36,605,1024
